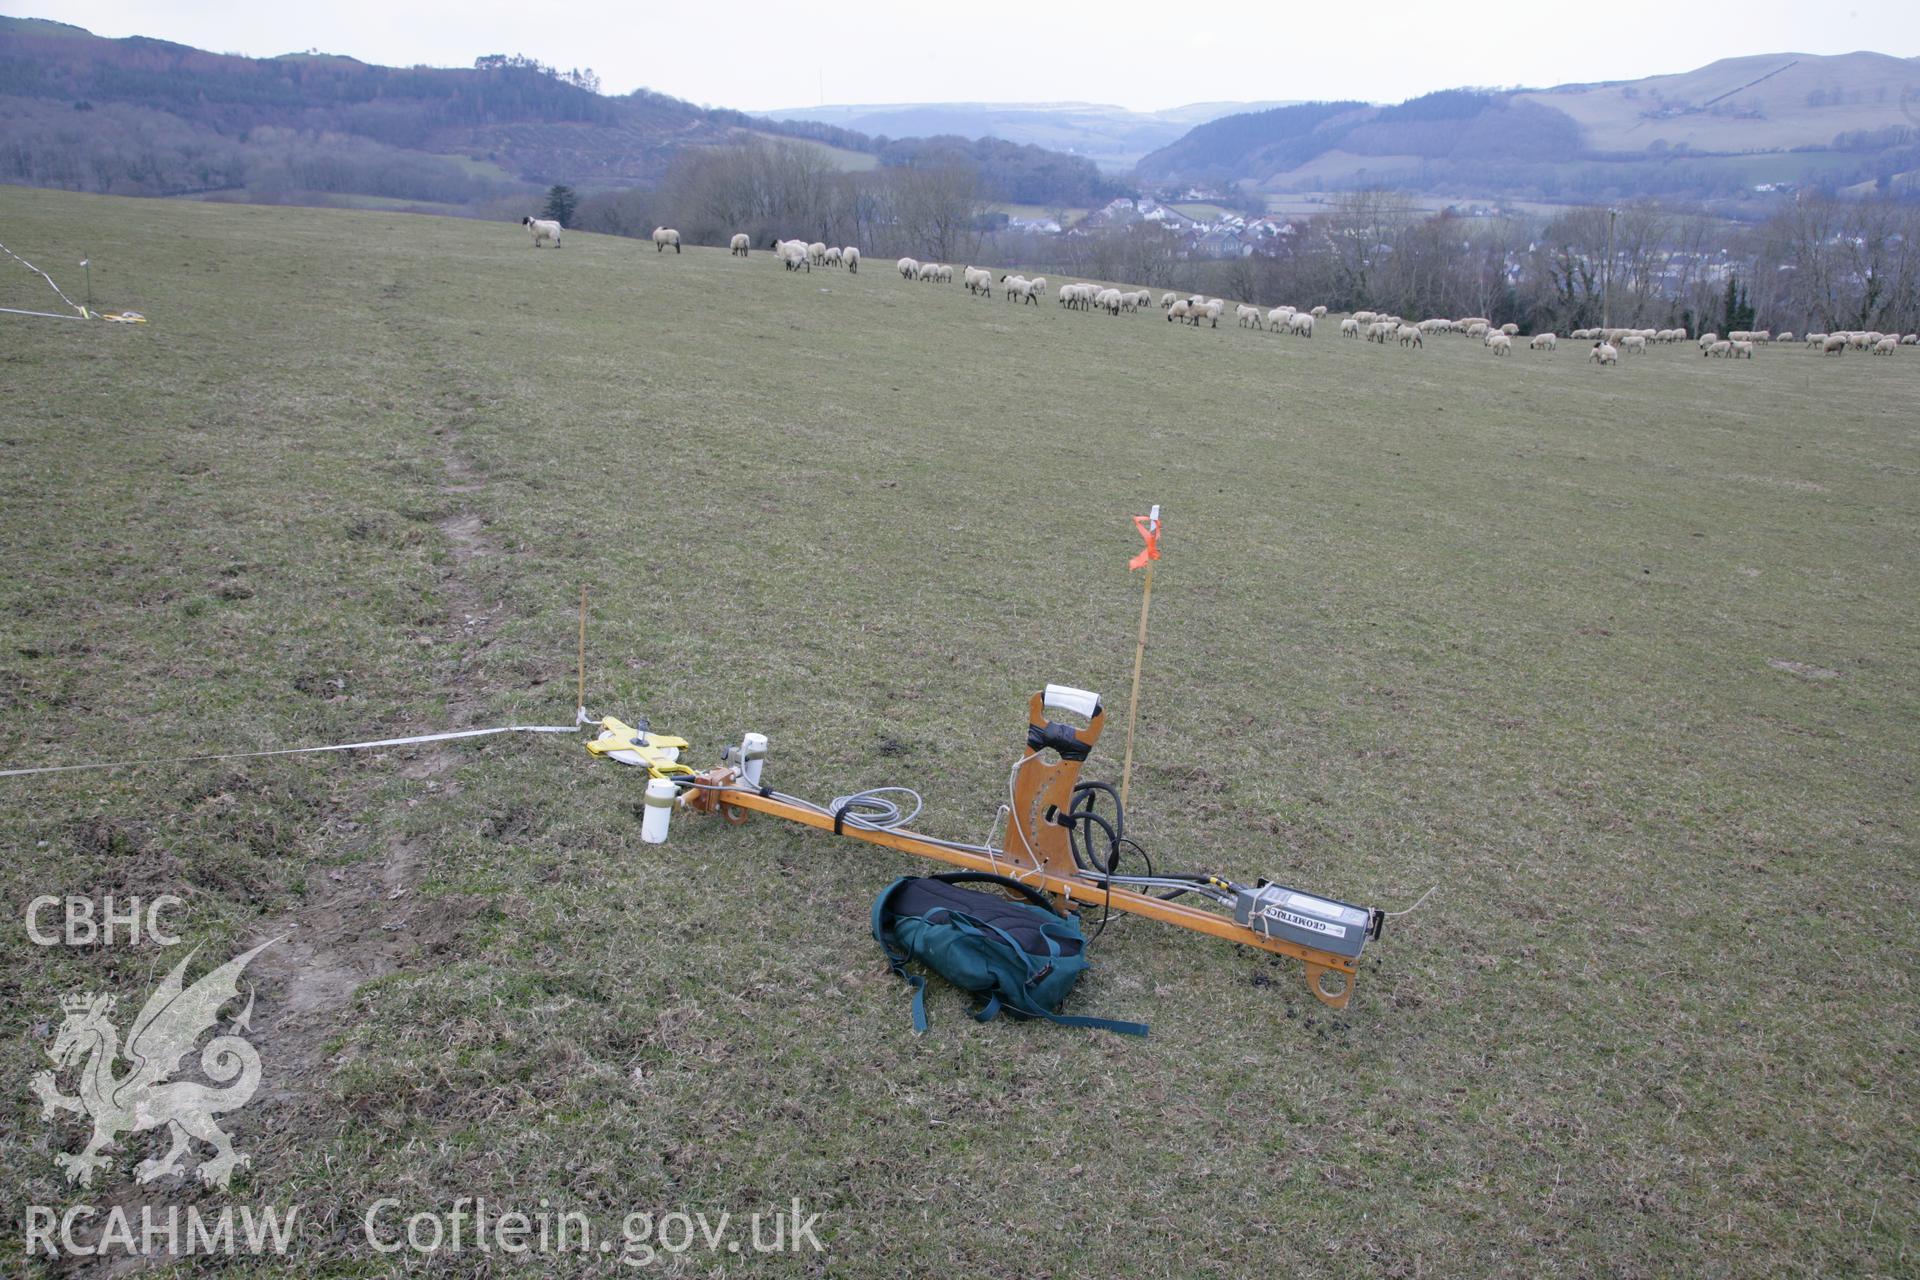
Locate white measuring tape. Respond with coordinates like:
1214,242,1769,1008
0,239,88,318
0,724,582,779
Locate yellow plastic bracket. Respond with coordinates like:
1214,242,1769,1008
585,716,694,779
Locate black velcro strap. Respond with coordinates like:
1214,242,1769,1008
833,801,851,835
1027,720,1091,762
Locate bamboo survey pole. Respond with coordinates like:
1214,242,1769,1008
1119,506,1161,810
577,586,588,716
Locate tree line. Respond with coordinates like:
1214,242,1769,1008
1031,191,1920,337
573,138,997,263
583,141,1919,336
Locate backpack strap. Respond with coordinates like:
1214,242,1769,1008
947,911,1062,988
1036,1010,1150,1037
927,870,1064,917
871,876,930,1033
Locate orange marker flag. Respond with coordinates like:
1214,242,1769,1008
1129,512,1162,570
1120,506,1160,808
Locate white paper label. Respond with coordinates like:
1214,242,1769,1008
1261,905,1347,939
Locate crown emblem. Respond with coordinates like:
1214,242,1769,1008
61,992,100,1015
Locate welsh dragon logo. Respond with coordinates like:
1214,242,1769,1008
32,939,277,1190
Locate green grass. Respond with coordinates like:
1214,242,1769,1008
1,186,1916,1277
990,202,1084,226
744,131,878,172
1167,201,1233,221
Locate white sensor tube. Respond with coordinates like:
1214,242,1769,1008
1043,684,1101,719
640,777,676,843
741,733,768,787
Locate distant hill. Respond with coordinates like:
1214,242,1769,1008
0,16,1120,208
1135,52,1920,205
761,100,1295,171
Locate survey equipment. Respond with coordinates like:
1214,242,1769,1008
595,684,1385,1010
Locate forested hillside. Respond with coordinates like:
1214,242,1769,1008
0,17,1120,208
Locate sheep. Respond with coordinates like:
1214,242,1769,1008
1366,321,1394,344
652,227,682,253
1571,329,1592,340
1804,333,1828,348
1236,303,1264,330
965,266,993,297
898,257,920,279
1529,333,1557,352
1340,317,1360,339
1697,332,1718,350
843,247,860,273
729,232,750,257
1486,333,1512,356
1288,312,1315,338
1620,334,1647,355
824,247,843,267
1310,305,1328,319
1269,306,1296,331
521,216,562,248
1465,321,1489,339
1703,340,1731,358
1353,311,1377,325
1774,331,1793,344
937,264,954,283
1590,342,1618,366
1161,291,1182,310
807,242,827,266
1396,323,1423,348
1166,299,1194,324
916,261,939,281
1872,336,1899,355
1731,340,1755,359
1903,334,1918,345
1822,335,1847,355
1000,274,1040,305
777,240,811,272
1500,322,1520,337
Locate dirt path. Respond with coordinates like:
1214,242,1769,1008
245,384,503,1101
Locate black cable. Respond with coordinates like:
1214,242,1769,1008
1061,780,1225,927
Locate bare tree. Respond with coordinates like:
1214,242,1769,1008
1327,189,1416,308
889,162,987,262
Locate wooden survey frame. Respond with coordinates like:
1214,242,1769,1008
681,690,1360,1010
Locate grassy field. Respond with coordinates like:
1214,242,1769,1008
742,132,878,172
1,186,1915,1277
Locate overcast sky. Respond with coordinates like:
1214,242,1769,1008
19,1,1920,114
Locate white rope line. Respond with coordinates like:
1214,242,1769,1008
1382,884,1438,918
0,239,87,317
0,724,581,779
0,304,89,322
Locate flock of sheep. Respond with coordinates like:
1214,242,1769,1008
767,237,860,272
520,217,1915,365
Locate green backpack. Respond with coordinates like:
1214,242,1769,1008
871,871,1148,1036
